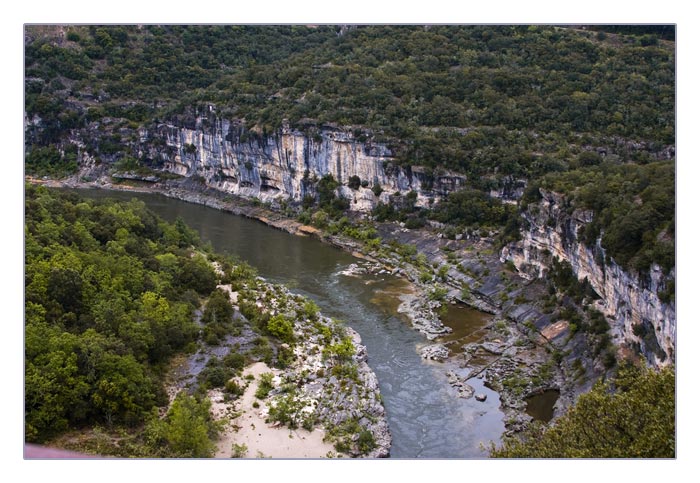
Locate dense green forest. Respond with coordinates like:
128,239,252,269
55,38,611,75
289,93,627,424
25,184,219,445
490,364,675,458
25,25,674,146
23,186,304,456
24,25,675,276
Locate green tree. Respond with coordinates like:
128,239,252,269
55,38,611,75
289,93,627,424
201,289,234,325
490,365,675,458
145,393,220,457
25,331,90,442
90,353,155,425
177,254,217,295
348,175,362,190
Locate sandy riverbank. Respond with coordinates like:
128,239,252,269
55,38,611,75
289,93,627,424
211,362,337,459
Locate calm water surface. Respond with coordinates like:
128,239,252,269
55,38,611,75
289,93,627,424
71,189,505,458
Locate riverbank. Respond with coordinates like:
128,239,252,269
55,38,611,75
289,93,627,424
161,259,392,458
32,174,572,441
211,362,336,458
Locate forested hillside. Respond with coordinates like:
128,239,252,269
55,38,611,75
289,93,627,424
23,26,677,457
25,184,218,445
24,24,675,274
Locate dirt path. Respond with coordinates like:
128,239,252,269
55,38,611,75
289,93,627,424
212,362,336,458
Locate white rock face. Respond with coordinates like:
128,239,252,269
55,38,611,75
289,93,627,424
501,190,675,367
140,116,466,211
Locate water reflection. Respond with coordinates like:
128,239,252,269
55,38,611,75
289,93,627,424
525,389,560,423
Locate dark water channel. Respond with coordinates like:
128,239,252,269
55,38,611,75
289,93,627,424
70,189,505,458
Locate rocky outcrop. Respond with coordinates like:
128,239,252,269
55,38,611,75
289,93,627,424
488,175,528,204
446,371,476,399
420,344,450,361
501,190,675,367
397,293,452,340
135,112,465,211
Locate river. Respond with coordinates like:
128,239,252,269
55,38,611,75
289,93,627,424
70,188,505,458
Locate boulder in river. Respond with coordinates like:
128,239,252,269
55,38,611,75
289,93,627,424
420,344,450,361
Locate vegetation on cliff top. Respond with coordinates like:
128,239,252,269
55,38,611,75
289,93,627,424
25,25,674,148
24,24,675,275
539,160,675,276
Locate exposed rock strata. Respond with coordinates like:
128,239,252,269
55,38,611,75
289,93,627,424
501,189,675,367
134,115,466,212
397,293,452,340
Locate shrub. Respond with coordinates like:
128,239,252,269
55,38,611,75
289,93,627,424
357,429,376,454
224,380,244,397
231,443,248,458
202,364,232,388
491,365,675,458
302,300,320,320
266,314,295,343
223,351,246,370
325,337,355,363
267,392,305,428
428,286,448,302
348,175,361,190
255,372,275,399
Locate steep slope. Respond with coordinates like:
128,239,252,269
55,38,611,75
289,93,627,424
502,189,675,366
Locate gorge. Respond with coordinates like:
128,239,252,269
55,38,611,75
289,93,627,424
24,24,676,458
70,115,675,370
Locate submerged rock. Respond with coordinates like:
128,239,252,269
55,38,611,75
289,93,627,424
459,385,476,399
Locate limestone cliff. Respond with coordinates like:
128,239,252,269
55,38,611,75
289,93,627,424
135,113,465,211
500,190,675,367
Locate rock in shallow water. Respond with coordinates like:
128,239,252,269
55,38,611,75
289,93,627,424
420,344,449,361
459,385,476,399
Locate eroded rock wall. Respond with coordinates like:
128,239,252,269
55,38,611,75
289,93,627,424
501,190,675,367
137,115,465,212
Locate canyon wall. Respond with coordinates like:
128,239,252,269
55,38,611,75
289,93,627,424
135,114,466,212
60,112,676,367
501,190,675,367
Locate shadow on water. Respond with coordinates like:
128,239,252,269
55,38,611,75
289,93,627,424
525,389,560,423
66,188,506,458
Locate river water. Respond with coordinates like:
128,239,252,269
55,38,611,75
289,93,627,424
70,188,505,458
